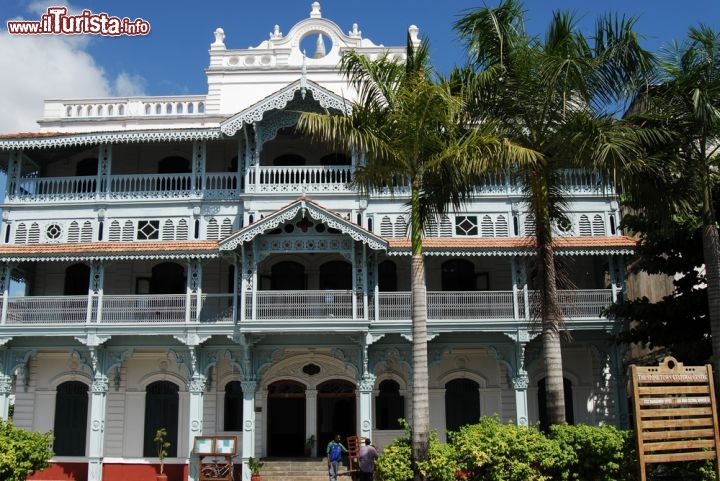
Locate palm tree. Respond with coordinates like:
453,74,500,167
298,34,535,479
630,26,720,376
454,0,657,425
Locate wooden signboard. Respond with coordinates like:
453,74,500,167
631,356,720,480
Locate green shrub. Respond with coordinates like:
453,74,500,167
416,432,461,481
549,424,636,481
0,420,54,481
374,418,716,481
375,435,414,481
450,416,566,481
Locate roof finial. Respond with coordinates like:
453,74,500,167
408,25,420,47
313,33,326,58
301,54,308,99
211,28,225,50
310,2,321,18
270,24,282,40
348,23,361,39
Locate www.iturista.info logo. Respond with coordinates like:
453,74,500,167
7,7,151,36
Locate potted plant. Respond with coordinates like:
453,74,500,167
304,435,315,457
248,457,264,481
154,428,171,481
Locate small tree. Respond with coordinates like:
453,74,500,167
0,420,54,481
154,428,171,475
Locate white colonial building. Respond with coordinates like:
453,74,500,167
0,3,633,481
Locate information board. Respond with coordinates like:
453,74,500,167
631,356,720,480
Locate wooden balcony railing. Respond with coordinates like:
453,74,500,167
0,289,615,327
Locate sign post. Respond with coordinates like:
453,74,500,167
631,356,720,480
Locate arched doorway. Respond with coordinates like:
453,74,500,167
53,381,88,456
445,378,480,432
143,381,179,457
317,379,356,453
268,380,306,456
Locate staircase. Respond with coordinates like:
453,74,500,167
260,457,354,481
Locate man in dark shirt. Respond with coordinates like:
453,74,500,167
357,438,379,481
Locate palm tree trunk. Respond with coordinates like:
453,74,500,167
532,172,566,426
538,242,567,425
701,167,720,380
411,254,429,481
410,182,429,481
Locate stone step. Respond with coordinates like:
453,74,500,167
258,458,356,481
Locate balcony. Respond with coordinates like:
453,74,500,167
7,168,613,203
0,290,615,333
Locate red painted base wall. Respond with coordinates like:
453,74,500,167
104,463,188,481
29,463,87,481
28,462,188,481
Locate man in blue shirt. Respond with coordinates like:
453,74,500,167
326,434,348,481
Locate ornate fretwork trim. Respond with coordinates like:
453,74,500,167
219,198,387,251
220,79,351,136
0,129,222,151
387,247,634,257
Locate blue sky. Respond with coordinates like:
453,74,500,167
1,0,718,133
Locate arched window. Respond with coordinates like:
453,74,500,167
273,154,306,166
378,260,397,292
319,260,352,290
53,381,88,456
441,259,476,291
445,378,480,432
270,261,306,290
224,381,243,431
376,380,404,430
158,155,191,190
537,377,574,431
150,262,185,294
64,263,90,295
75,158,98,193
319,153,351,165
144,381,179,457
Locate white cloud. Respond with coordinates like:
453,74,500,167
114,72,147,97
0,2,147,134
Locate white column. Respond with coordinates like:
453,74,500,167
0,264,11,325
511,332,530,426
358,376,374,440
305,389,317,456
241,381,257,481
187,373,206,481
0,373,12,421
513,377,529,426
87,375,109,481
98,144,112,199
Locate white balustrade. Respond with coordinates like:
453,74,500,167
100,294,187,323
5,296,88,324
8,168,610,202
249,290,357,320
109,173,193,196
245,166,354,193
0,290,614,325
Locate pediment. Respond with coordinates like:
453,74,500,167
220,79,350,136
218,198,387,251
